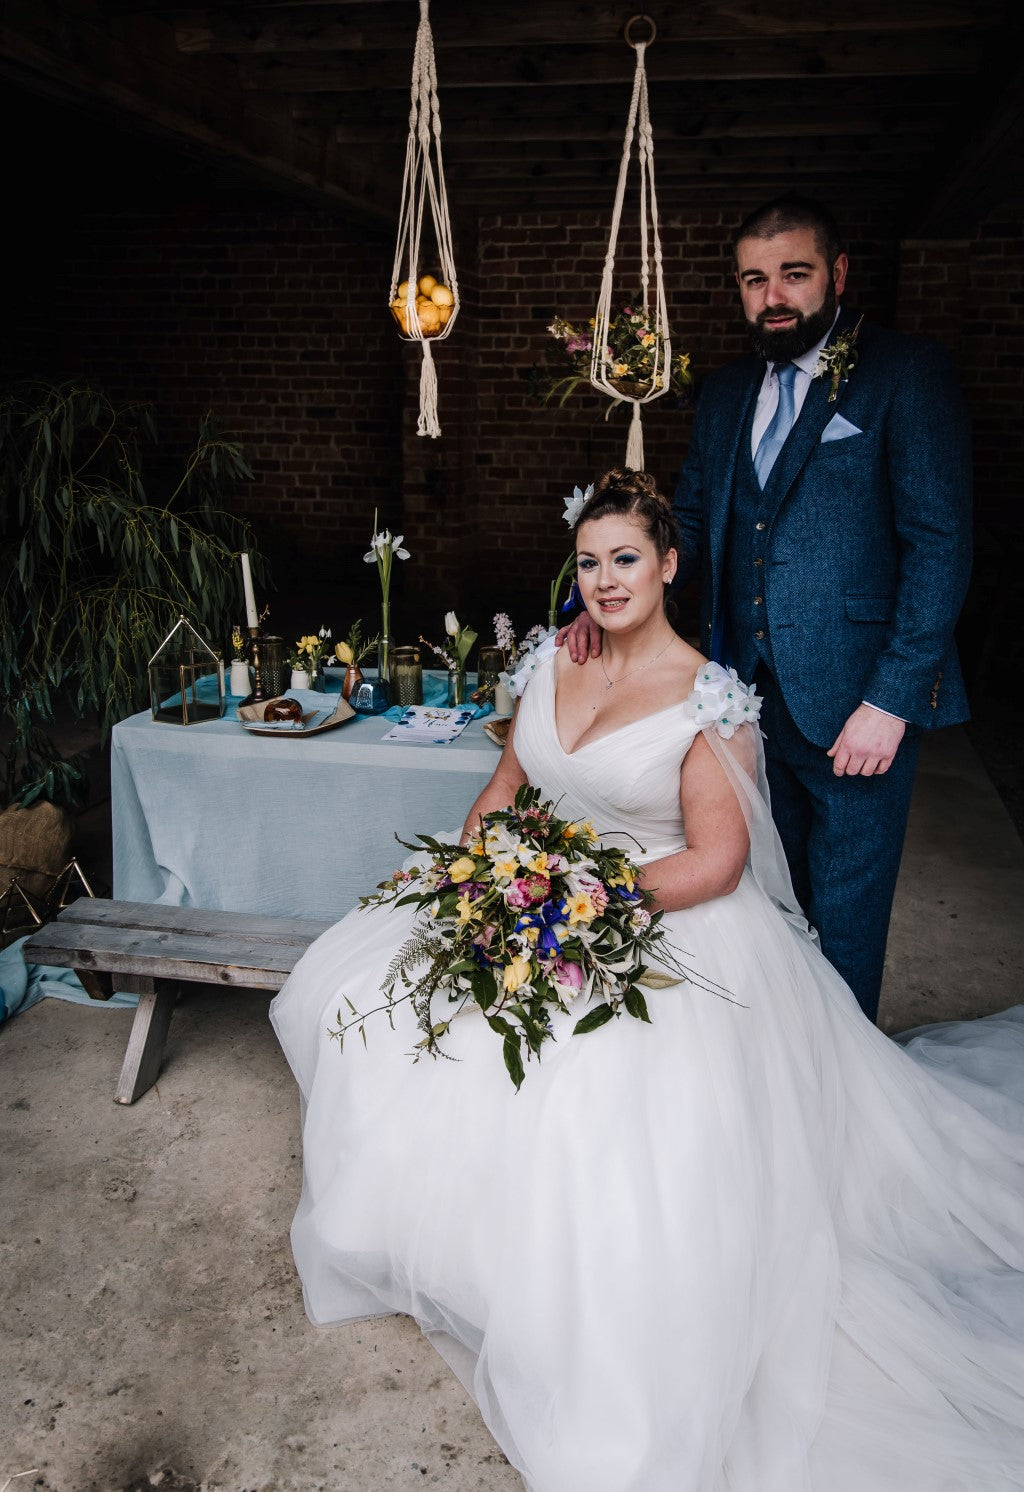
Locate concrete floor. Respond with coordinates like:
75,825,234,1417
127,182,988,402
2,726,1022,1492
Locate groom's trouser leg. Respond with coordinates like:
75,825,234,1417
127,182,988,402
757,673,921,1023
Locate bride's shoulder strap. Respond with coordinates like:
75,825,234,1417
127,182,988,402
682,661,762,739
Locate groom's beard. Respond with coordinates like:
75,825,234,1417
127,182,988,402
747,281,838,362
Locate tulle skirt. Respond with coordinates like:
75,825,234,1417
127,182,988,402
270,861,1024,1492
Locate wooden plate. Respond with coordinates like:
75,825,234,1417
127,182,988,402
483,717,511,748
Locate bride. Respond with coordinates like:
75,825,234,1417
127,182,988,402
271,470,1024,1492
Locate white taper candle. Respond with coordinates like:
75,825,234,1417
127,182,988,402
240,552,258,629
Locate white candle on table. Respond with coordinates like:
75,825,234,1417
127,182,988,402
240,552,258,629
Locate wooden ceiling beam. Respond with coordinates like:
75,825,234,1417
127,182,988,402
440,136,930,169
331,107,945,147
296,76,956,124
173,2,1005,55
238,33,983,94
903,54,1024,235
0,0,391,224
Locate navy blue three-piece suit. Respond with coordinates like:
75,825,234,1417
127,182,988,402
674,308,973,1021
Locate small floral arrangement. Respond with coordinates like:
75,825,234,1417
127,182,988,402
538,302,693,410
330,785,725,1089
812,314,864,402
287,625,332,676
490,616,556,700
333,619,379,668
420,611,478,673
230,625,246,662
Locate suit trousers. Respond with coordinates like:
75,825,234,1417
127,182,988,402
755,665,921,1023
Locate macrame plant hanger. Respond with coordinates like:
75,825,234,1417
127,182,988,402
591,14,670,471
388,0,459,438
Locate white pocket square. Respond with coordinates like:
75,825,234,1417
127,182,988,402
820,413,862,443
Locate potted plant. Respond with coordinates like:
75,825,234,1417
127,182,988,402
0,379,265,901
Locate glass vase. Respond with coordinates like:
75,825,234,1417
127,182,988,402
377,600,394,685
447,668,468,707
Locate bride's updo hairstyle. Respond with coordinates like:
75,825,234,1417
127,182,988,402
575,468,680,560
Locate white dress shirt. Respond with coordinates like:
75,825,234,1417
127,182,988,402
749,310,839,458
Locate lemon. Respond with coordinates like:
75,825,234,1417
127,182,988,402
396,280,413,300
430,284,454,307
437,303,453,325
418,274,438,295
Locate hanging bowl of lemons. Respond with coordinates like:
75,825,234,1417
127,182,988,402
390,274,456,338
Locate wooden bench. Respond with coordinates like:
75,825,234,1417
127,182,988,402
22,898,332,1105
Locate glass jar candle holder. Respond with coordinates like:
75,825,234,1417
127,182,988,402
477,645,504,700
392,645,424,707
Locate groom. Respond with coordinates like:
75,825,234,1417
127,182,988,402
566,197,973,1022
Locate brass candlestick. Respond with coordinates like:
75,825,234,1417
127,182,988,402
240,625,270,705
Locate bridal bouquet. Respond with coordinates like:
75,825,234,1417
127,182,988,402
330,786,715,1090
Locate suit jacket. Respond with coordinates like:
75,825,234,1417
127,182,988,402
673,310,973,747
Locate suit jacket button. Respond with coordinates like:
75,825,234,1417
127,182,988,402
754,557,763,567
755,521,766,531
753,596,764,605
755,629,766,640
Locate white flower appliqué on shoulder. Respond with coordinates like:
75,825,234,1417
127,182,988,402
508,629,559,698
683,662,762,739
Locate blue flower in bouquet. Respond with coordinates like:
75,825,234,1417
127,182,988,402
331,785,732,1090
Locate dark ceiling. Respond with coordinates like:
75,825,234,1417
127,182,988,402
3,1,1023,236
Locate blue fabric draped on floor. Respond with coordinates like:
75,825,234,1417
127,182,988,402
0,934,138,1024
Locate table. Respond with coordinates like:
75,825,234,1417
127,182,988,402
111,676,500,920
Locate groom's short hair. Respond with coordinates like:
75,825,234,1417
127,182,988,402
733,196,846,269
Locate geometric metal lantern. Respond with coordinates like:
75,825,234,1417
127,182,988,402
148,614,225,725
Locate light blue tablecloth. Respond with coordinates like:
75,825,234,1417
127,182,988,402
111,671,501,921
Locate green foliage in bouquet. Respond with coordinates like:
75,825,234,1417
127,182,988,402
0,380,264,807
331,785,731,1090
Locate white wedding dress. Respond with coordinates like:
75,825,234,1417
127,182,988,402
270,657,1024,1492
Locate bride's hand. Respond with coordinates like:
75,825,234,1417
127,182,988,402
555,611,603,664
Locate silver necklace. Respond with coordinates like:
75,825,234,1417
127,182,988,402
599,635,677,690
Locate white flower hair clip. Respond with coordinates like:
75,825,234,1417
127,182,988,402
562,483,595,528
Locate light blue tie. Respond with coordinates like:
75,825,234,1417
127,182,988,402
754,362,797,489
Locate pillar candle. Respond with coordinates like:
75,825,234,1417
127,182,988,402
240,552,258,629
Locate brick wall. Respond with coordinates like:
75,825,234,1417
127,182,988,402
5,188,1019,656
4,202,405,624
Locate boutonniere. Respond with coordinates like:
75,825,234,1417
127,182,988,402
812,314,864,402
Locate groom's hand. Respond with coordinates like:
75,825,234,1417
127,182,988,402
827,705,906,777
555,611,603,664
